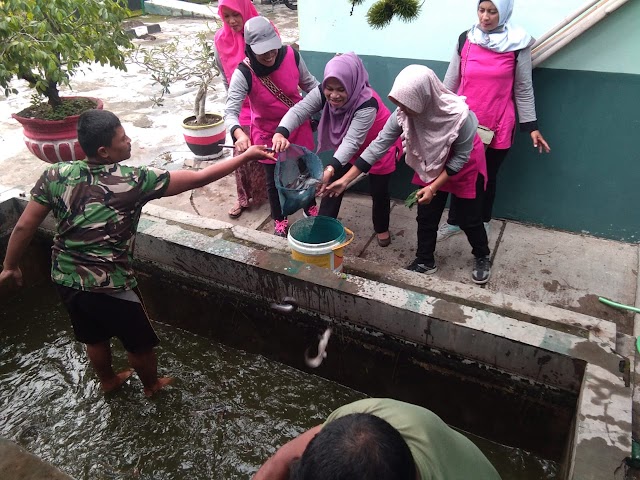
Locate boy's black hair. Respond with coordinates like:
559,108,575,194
77,109,122,157
289,413,416,480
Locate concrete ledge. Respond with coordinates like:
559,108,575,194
144,0,219,19
131,210,621,390
348,256,618,349
142,202,618,351
0,438,73,480
569,364,632,479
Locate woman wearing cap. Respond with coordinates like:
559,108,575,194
437,0,551,241
224,16,319,237
214,0,268,220
325,65,493,284
271,52,402,247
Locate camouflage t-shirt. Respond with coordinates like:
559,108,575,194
31,161,170,292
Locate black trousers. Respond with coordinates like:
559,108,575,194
416,174,489,264
263,162,284,221
319,163,391,234
449,147,509,224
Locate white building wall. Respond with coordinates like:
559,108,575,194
299,0,640,74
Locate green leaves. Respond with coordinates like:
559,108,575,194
0,0,133,107
404,189,420,209
358,0,422,29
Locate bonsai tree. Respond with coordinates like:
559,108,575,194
0,0,133,118
131,28,221,125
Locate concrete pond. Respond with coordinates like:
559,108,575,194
1,1,639,479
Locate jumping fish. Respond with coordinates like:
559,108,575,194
305,328,332,368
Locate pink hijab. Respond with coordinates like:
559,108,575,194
317,52,373,153
214,0,259,82
389,65,469,184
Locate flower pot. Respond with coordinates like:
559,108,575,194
11,97,104,164
182,113,226,161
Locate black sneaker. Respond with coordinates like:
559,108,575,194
472,255,491,284
406,259,438,275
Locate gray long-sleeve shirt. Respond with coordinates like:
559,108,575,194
354,110,478,176
277,87,378,165
443,41,538,130
224,50,319,132
213,49,230,91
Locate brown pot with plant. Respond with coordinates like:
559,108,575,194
0,0,133,163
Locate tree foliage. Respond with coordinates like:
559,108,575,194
130,29,220,125
0,0,133,107
350,0,422,28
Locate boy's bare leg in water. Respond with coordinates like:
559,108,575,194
127,349,174,397
86,341,134,393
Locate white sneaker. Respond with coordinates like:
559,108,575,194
437,222,462,241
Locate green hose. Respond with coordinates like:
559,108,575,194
598,297,640,353
598,296,640,314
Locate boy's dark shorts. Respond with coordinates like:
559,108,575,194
55,284,160,353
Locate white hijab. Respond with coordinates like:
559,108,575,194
389,65,469,185
468,0,533,53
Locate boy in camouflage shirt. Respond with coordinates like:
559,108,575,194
0,109,274,397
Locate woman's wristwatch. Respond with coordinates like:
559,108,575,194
324,165,335,177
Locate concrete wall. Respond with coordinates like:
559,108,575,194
299,0,640,241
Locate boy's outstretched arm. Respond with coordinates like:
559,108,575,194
163,145,275,197
0,201,51,287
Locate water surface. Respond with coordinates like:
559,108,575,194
0,283,558,479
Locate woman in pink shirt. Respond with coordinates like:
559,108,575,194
439,0,550,240
224,17,318,236
214,0,267,219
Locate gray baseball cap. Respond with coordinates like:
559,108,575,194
244,16,282,55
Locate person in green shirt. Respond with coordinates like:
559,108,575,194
0,109,274,397
253,398,501,480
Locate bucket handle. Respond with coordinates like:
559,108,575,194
332,227,355,251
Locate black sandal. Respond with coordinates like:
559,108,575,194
228,204,246,219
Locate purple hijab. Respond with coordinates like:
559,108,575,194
317,52,373,152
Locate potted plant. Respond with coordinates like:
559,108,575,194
0,0,132,163
131,28,226,160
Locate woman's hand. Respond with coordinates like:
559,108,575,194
315,168,335,196
234,131,252,153
272,133,290,153
324,178,349,198
416,185,437,205
530,130,550,154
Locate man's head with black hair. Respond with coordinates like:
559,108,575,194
289,413,416,480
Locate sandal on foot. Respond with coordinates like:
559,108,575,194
377,234,391,247
228,204,246,219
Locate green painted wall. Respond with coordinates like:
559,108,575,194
304,52,640,242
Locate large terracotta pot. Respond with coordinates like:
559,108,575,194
182,113,226,160
11,97,104,164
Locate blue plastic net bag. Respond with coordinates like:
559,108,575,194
275,144,323,216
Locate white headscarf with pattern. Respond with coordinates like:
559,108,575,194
389,65,469,185
468,0,533,53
